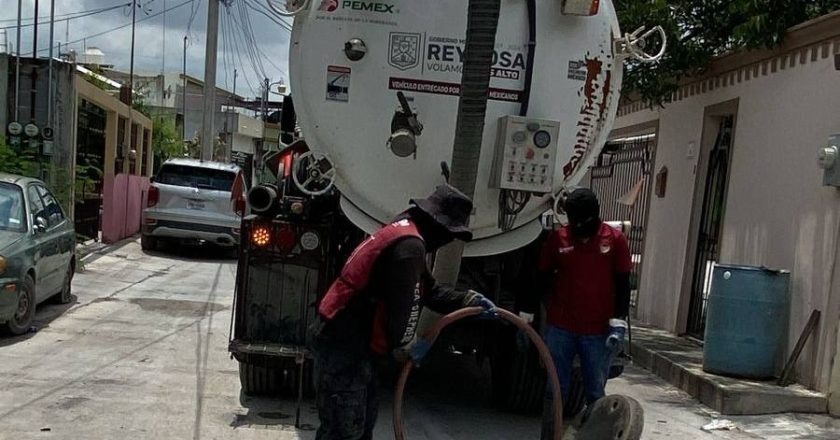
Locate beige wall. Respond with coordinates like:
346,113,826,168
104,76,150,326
613,24,840,395
75,75,153,177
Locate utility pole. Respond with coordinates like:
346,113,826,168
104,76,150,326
32,0,38,58
201,0,220,161
162,0,167,76
182,35,187,141
14,0,21,121
48,0,55,128
29,0,39,121
126,0,138,174
262,77,269,121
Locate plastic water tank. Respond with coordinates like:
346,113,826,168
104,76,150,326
703,264,790,379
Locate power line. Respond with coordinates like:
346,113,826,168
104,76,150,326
22,0,194,56
223,7,257,96
0,3,130,23
0,3,132,30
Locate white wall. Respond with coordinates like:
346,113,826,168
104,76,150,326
614,41,840,392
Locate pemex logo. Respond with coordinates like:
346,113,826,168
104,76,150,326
319,0,338,11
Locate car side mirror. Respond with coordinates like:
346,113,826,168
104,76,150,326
34,217,48,233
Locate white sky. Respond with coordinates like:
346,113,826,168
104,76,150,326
0,0,291,98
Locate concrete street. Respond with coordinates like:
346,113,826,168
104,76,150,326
0,239,837,439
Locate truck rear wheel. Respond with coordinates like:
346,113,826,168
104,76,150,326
491,344,546,414
238,356,314,396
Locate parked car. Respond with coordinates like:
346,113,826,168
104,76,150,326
142,159,245,251
0,173,76,335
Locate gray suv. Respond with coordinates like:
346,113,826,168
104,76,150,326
141,159,244,251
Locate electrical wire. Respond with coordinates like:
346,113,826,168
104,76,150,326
244,0,292,31
21,0,194,57
0,3,133,30
230,1,270,81
223,6,258,97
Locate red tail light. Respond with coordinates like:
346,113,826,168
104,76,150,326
147,185,160,207
234,197,247,217
282,152,294,178
562,0,600,16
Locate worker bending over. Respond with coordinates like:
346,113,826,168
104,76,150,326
313,184,496,440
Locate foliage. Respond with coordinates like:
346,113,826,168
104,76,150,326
152,115,184,162
617,0,840,106
0,136,100,214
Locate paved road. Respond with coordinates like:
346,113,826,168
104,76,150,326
1,239,837,439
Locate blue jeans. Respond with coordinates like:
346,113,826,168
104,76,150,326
544,325,615,405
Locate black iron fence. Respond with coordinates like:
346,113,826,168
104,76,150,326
589,134,657,315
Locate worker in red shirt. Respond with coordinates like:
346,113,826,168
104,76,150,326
526,188,632,438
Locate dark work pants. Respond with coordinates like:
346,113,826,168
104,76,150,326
314,346,378,440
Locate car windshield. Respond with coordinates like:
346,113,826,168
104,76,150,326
155,164,236,192
0,183,26,232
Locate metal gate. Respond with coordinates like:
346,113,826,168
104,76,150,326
686,116,735,338
589,134,656,315
75,100,107,240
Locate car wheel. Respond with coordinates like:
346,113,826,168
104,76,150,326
141,234,158,251
4,275,35,336
56,261,75,304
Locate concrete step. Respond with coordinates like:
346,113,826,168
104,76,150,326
628,325,827,416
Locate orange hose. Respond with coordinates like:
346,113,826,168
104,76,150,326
393,307,563,440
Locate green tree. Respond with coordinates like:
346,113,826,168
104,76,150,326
152,115,184,162
618,0,840,106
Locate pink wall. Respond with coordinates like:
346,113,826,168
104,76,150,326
102,174,150,243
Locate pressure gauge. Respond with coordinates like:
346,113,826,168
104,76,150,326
300,231,320,251
512,131,527,144
534,130,552,149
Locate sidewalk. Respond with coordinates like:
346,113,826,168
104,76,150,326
628,325,827,416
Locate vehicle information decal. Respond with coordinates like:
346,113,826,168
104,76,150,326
388,77,522,103
326,65,351,102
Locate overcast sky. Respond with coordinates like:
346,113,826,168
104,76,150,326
0,0,291,98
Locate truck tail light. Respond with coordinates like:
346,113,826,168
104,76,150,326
252,227,271,247
147,185,160,207
562,0,600,16
277,226,297,254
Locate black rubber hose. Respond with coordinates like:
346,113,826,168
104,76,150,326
393,307,563,440
520,0,536,117
448,0,502,199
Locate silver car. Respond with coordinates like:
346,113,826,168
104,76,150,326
141,159,244,251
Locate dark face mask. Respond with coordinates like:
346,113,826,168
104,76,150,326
569,215,600,239
405,209,454,252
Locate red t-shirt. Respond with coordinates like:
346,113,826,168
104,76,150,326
538,223,632,335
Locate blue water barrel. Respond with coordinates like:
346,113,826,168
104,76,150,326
703,264,790,379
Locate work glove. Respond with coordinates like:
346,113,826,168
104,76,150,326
464,290,497,319
606,318,628,349
516,312,534,351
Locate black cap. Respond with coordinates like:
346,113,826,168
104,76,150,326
564,188,600,220
409,185,474,242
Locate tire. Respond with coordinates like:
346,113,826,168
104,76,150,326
564,369,587,418
4,275,35,336
491,336,546,414
141,234,158,251
55,261,75,304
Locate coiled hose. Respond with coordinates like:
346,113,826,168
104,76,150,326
393,307,563,440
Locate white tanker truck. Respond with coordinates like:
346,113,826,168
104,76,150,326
228,0,664,420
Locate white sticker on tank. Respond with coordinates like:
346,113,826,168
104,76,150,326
326,65,351,102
